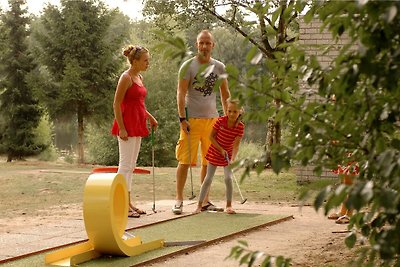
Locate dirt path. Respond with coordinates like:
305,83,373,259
0,201,357,266
144,202,356,267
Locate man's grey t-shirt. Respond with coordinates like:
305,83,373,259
179,57,226,118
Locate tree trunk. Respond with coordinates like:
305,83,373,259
265,100,282,168
77,103,84,164
265,118,274,167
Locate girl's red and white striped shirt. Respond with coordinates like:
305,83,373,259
205,116,244,166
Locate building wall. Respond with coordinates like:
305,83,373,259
295,18,351,182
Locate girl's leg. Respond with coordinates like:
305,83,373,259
328,174,355,220
339,175,354,216
223,166,235,214
334,174,355,223
223,166,234,205
197,163,217,210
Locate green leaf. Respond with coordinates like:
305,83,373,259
246,46,259,64
249,251,264,266
237,240,248,247
260,255,272,267
361,224,370,237
314,186,331,211
271,6,282,26
345,232,357,248
391,138,400,149
239,253,250,265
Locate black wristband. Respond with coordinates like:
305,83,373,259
179,117,186,123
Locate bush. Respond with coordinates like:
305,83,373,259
86,123,118,166
33,113,56,161
237,141,264,160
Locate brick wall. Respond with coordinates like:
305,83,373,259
295,18,351,182
297,18,351,102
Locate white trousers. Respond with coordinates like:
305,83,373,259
117,136,141,192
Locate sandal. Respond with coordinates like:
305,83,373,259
131,207,146,215
201,202,224,212
335,215,350,224
128,210,140,218
226,207,236,214
328,212,342,220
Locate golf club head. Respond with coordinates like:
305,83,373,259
152,205,157,213
241,198,248,204
189,194,196,200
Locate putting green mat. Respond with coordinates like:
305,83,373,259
3,212,290,267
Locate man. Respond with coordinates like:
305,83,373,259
172,29,230,214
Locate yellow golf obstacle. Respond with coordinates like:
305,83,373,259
45,173,163,266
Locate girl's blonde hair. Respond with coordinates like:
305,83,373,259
226,98,244,114
123,45,149,64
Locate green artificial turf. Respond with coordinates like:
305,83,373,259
3,212,288,267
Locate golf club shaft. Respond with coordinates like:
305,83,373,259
151,128,156,212
232,172,246,202
186,107,195,199
226,156,246,203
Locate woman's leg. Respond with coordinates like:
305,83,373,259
129,137,143,212
117,137,142,215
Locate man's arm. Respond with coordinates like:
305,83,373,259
177,78,190,133
219,78,230,115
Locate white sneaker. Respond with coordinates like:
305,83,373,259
172,202,183,214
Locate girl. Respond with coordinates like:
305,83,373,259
193,98,244,214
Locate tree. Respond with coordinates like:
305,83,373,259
30,0,131,163
227,1,400,266
147,0,400,265
144,0,306,165
0,0,43,162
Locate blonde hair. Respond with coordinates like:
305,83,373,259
226,98,244,113
123,45,149,64
226,98,241,107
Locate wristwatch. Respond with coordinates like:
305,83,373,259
179,117,186,123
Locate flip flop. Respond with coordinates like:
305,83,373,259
132,207,146,215
335,215,350,224
201,202,224,212
128,210,140,218
328,212,342,220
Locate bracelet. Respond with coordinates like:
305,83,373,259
179,117,186,123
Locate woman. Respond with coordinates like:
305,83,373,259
111,45,157,218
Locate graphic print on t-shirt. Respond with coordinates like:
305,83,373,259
192,72,218,97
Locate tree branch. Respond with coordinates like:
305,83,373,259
255,0,274,55
231,0,278,31
193,0,274,58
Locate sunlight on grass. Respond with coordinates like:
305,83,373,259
0,160,336,218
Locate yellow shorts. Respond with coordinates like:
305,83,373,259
175,118,217,166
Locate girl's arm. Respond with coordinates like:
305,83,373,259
113,73,130,140
231,136,243,162
209,128,226,157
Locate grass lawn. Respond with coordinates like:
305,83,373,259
0,159,337,218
